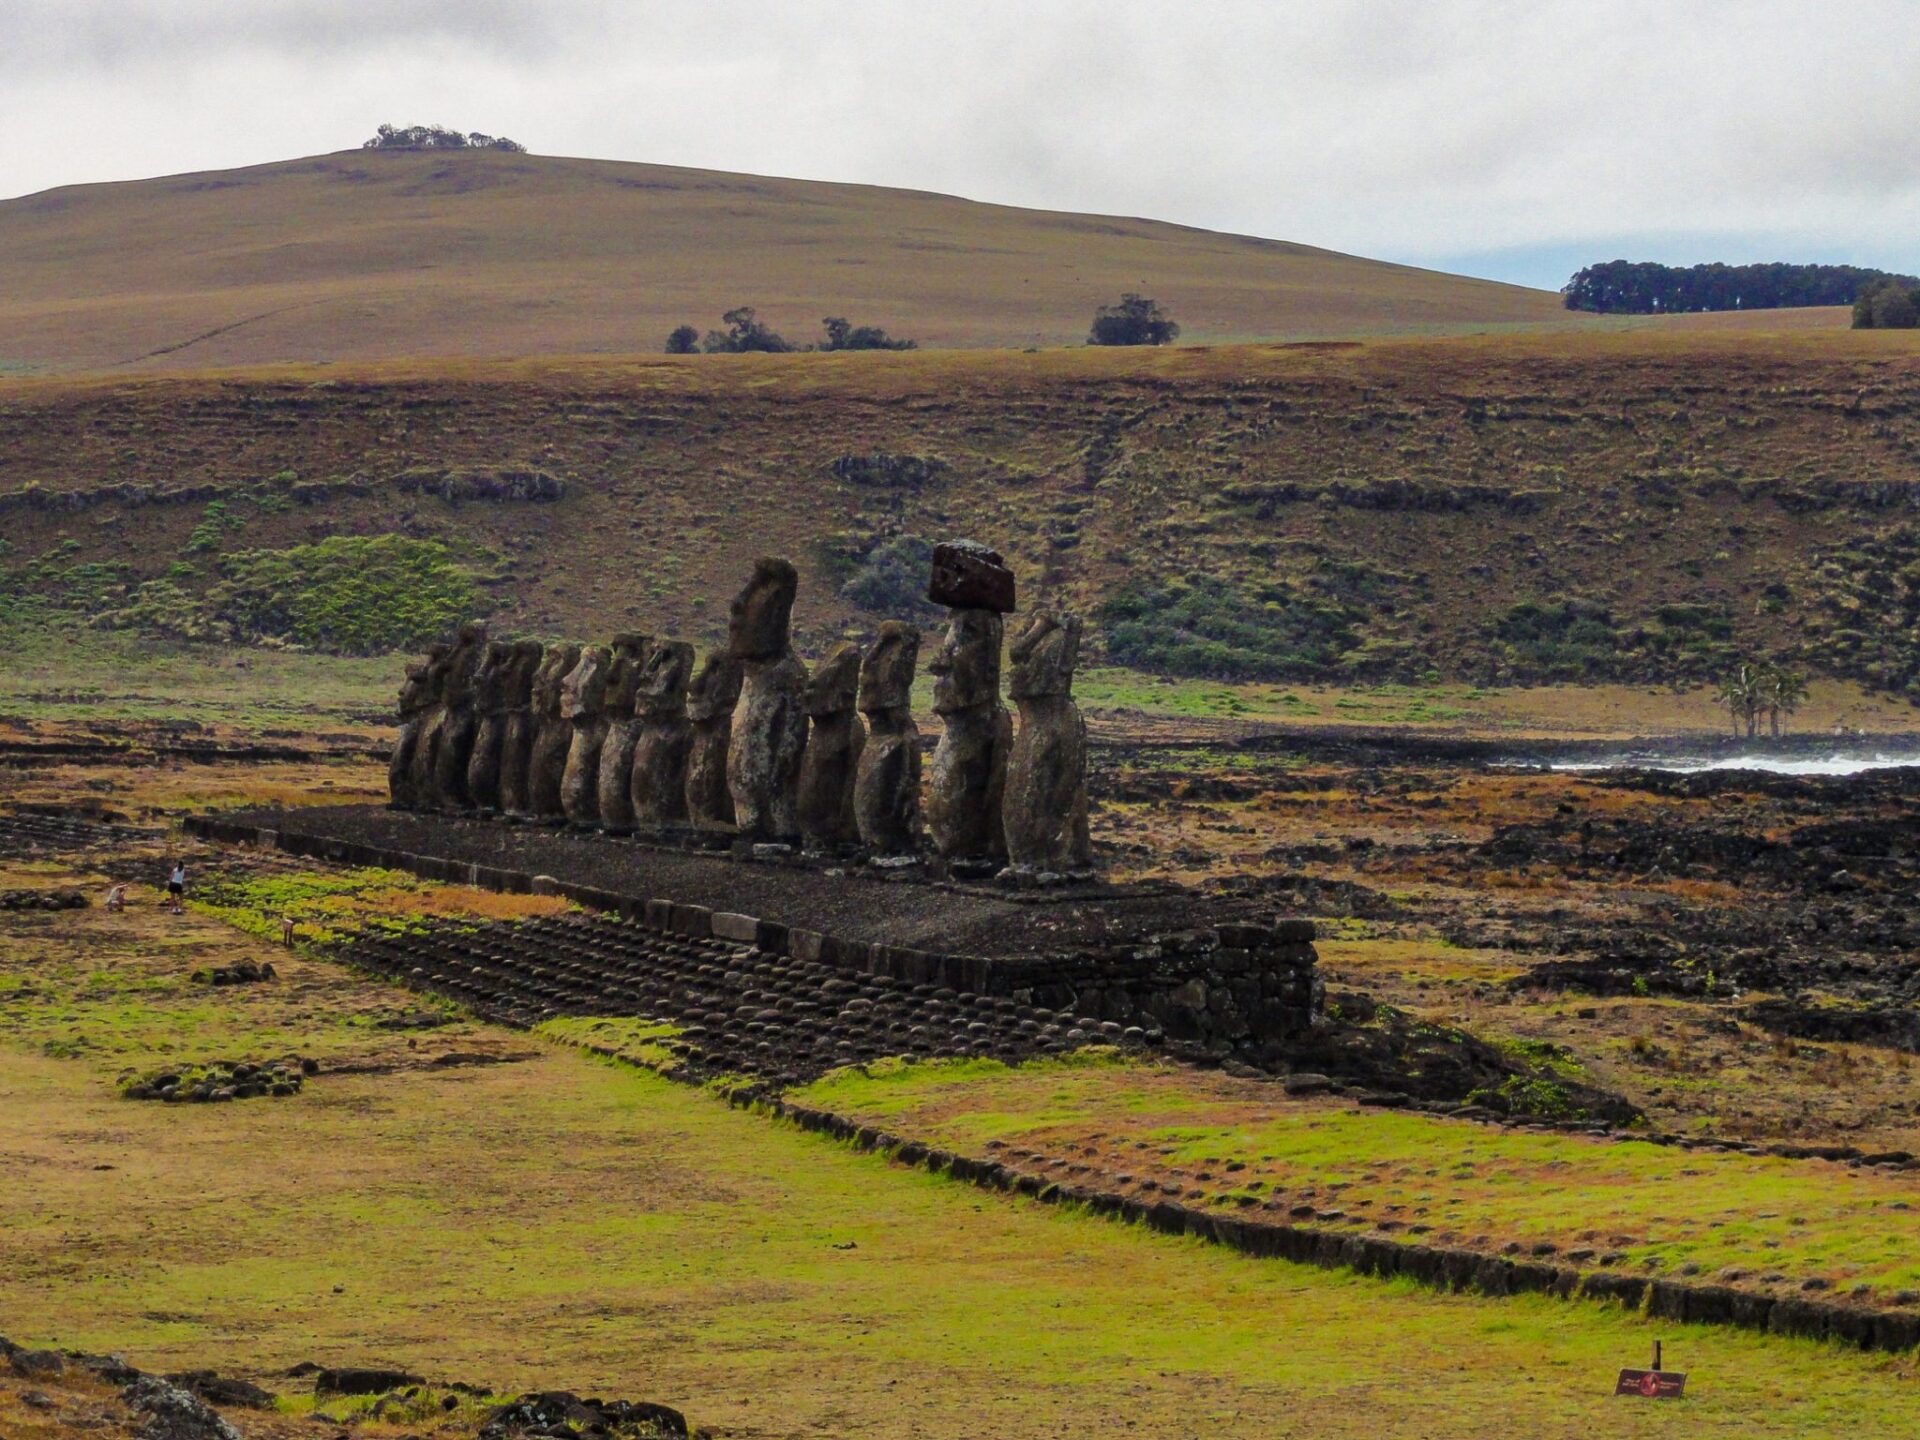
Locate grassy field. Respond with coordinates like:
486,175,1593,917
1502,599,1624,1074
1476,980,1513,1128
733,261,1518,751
0,147,1580,373
4,849,1920,1438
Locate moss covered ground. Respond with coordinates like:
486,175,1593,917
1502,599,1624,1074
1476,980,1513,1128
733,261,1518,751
1,849,1919,1437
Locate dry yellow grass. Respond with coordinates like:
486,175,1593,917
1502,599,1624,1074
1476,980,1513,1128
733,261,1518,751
3,147,1589,372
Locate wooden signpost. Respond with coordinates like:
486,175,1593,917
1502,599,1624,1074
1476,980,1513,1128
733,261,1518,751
1615,1339,1687,1399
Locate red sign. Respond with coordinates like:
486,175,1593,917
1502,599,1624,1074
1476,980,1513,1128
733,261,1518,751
1615,1369,1687,1399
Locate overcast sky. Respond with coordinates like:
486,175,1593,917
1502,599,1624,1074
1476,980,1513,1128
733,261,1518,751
3,0,1916,290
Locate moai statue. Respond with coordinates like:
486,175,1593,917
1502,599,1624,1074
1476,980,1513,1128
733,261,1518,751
525,641,582,823
630,639,695,830
1002,612,1091,877
796,642,865,852
427,621,489,812
926,542,1015,867
559,645,612,828
852,621,922,856
495,639,546,818
464,639,516,816
388,649,443,810
684,650,744,832
725,558,809,842
593,633,653,834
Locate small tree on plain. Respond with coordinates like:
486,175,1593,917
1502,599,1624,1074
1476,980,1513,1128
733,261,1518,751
702,307,793,354
1089,293,1180,346
665,325,700,354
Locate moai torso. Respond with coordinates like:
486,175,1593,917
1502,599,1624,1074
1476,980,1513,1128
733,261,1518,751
725,558,809,842
428,622,488,811
1002,612,1090,875
497,640,546,817
797,642,865,851
560,645,612,827
526,642,582,822
684,651,744,830
465,640,515,815
853,621,923,856
389,650,442,810
594,634,653,833
631,640,695,829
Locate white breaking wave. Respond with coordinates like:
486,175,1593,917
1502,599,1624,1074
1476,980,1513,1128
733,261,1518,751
1549,754,1920,776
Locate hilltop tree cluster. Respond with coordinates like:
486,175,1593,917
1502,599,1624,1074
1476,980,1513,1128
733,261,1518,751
1562,260,1911,314
362,123,525,153
1088,293,1180,345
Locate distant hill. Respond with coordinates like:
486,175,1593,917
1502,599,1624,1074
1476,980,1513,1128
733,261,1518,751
0,148,1578,372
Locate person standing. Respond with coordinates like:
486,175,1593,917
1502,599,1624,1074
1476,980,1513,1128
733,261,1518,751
166,861,186,914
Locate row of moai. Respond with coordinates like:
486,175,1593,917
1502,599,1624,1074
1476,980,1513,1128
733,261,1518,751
388,542,1091,879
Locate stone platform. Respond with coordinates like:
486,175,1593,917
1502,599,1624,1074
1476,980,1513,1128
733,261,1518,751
187,805,1320,1061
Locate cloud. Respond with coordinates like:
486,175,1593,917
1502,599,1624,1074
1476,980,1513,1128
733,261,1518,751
1,0,1915,284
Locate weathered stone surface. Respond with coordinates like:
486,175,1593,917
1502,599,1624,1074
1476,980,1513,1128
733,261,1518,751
593,633,653,833
1002,611,1091,874
387,651,440,809
495,639,545,816
853,621,922,854
464,638,516,814
631,639,695,828
928,539,1016,613
726,558,809,841
797,642,865,850
684,650,743,830
524,642,580,821
122,1376,242,1440
426,621,489,812
927,606,1011,862
559,645,612,827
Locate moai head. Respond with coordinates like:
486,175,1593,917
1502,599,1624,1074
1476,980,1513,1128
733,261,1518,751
505,639,545,706
806,642,862,717
858,621,921,714
561,645,611,721
533,642,582,719
602,633,654,714
929,608,1003,714
636,639,695,718
1008,612,1081,700
727,557,798,661
442,621,490,706
397,661,433,718
686,650,744,723
470,639,515,711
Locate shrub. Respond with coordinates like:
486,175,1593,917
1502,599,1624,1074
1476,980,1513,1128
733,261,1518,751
665,325,700,354
1099,576,1361,679
839,535,936,616
1489,599,1620,679
820,317,916,351
702,307,793,354
1089,293,1179,347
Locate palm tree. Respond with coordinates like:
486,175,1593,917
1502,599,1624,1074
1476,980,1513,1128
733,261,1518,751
1714,664,1760,738
1760,664,1809,738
